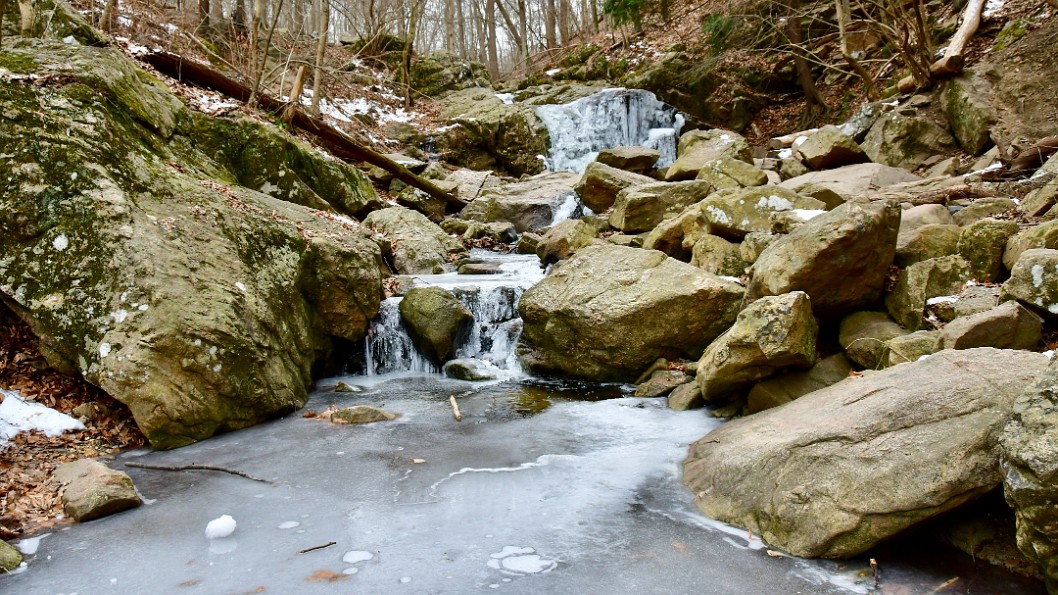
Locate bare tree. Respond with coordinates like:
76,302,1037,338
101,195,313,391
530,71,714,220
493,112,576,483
311,0,330,113
835,0,878,100
18,0,37,36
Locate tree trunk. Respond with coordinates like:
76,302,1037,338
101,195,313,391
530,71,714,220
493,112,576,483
929,0,984,77
292,0,304,34
835,0,878,100
544,0,557,48
0,0,8,46
233,0,248,30
401,0,421,108
784,0,825,123
443,0,455,52
485,0,499,78
558,0,571,44
196,0,210,32
17,0,36,36
249,0,285,107
310,0,329,113
518,0,528,61
472,0,486,63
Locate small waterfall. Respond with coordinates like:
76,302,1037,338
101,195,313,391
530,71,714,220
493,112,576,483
361,251,545,378
535,88,685,174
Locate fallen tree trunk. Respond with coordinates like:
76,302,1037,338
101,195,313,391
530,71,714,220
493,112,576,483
862,183,996,206
897,0,984,90
1006,135,1058,175
140,51,466,213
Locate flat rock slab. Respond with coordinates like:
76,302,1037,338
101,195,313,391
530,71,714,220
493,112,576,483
54,459,141,522
684,348,1048,559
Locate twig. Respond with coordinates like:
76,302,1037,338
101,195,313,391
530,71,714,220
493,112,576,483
124,461,273,483
449,395,462,422
297,541,337,554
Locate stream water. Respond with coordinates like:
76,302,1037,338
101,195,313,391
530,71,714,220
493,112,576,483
2,91,1044,595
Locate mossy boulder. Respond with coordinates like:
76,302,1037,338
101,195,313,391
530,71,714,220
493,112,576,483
685,348,1049,559
940,71,997,155
696,292,818,404
959,219,1019,282
364,206,466,274
409,52,492,97
886,256,974,330
0,43,383,448
437,88,548,177
2,0,107,46
518,244,744,382
398,287,472,364
862,109,958,171
953,198,1016,226
894,224,961,267
1002,249,1058,317
0,539,23,572
695,157,769,188
665,129,753,181
1004,221,1058,271
699,186,826,240
609,181,715,233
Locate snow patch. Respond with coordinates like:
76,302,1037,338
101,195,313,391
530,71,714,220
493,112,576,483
16,534,48,555
1032,264,1045,288
53,234,69,251
495,93,515,105
205,515,236,539
705,205,731,225
342,550,374,564
756,195,794,211
925,295,958,306
984,0,1004,18
98,342,112,358
0,390,86,443
791,209,825,221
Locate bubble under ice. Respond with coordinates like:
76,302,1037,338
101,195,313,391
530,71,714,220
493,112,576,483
536,88,685,173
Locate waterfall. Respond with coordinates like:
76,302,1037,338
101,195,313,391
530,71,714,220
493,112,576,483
535,88,685,174
361,251,545,378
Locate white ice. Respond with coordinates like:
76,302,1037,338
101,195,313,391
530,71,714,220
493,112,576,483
0,390,86,443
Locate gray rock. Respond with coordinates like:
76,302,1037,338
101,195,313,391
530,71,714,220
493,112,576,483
698,187,826,241
365,207,467,274
940,71,998,155
437,88,548,176
999,357,1058,591
780,163,922,199
739,232,778,264
398,287,473,364
885,330,942,367
668,382,704,411
463,221,518,243
445,169,495,202
641,205,710,261
839,311,910,369
685,348,1049,558
696,157,769,188
1021,178,1058,218
932,285,1002,322
54,459,142,522
796,126,869,170
443,358,500,381
635,370,691,397
330,406,398,424
696,292,818,403
885,255,973,330
939,301,1042,351
665,129,753,181
779,158,809,180
460,172,578,232
900,204,955,234
952,198,1017,226
609,181,715,233
409,52,492,97
690,234,744,277
1004,221,1058,271
748,201,901,318
596,146,660,174
1002,248,1058,316
519,244,745,382
862,109,959,170
574,162,655,213
746,354,853,413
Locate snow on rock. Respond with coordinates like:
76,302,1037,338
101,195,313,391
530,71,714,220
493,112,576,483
205,515,237,539
535,88,684,173
0,390,86,444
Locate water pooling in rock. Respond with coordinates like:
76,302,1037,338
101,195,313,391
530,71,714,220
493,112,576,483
535,88,685,173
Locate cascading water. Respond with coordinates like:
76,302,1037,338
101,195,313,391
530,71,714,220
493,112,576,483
361,250,545,378
535,88,685,173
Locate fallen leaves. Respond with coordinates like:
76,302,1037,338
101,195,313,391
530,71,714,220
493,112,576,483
306,569,346,583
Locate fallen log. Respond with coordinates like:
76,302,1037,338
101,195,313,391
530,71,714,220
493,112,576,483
140,51,466,213
861,183,997,206
898,0,985,90
1007,135,1058,176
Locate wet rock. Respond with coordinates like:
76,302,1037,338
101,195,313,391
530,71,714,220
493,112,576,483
894,224,961,267
596,146,660,174
690,234,744,277
698,186,826,241
443,358,500,381
685,348,1049,559
635,370,690,398
796,126,868,170
398,287,473,364
839,311,910,369
516,232,542,255
609,181,714,233
330,406,398,424
519,244,744,382
461,172,578,232
665,129,753,181
696,292,818,404
54,459,142,522
0,540,21,572
458,262,503,275
445,169,495,202
1002,249,1058,317
536,219,598,264
747,201,901,318
958,219,1019,282
462,221,517,243
366,206,467,274
862,109,958,171
574,162,655,213
939,301,1041,351
334,381,360,393
1000,358,1058,591
886,256,974,330
746,353,853,413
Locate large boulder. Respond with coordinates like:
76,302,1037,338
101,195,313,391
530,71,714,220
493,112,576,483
685,348,1049,558
574,162,654,213
1004,221,1058,271
796,126,868,170
398,287,473,364
409,52,492,97
1002,248,1058,316
958,219,1020,282
0,44,383,448
609,181,715,233
747,201,901,318
54,459,141,521
940,70,998,155
1,0,107,45
746,353,853,413
518,244,744,382
695,157,769,189
690,234,744,277
698,186,826,240
536,219,598,264
1000,358,1058,591
696,292,818,404
596,146,660,174
438,88,549,176
885,256,974,330
779,163,921,199
894,223,961,267
641,205,710,261
862,108,959,171
364,207,466,274
938,301,1041,351
460,172,578,232
665,129,753,181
